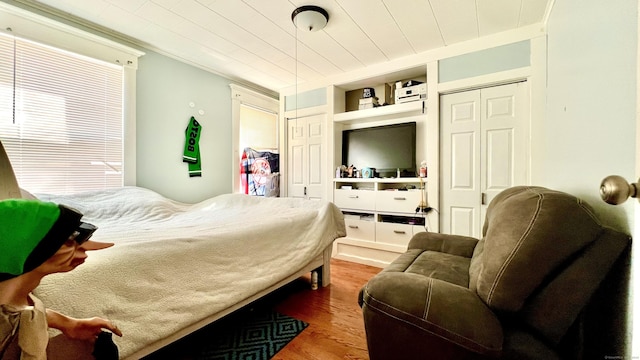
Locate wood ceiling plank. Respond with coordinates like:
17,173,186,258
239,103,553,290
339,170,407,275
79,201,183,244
429,0,479,45
477,0,521,36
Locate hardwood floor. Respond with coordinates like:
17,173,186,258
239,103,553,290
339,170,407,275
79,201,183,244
145,258,381,360
270,258,381,360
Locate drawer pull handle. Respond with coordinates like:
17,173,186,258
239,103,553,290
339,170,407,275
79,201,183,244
348,225,359,229
393,230,406,234
349,195,359,199
393,197,406,200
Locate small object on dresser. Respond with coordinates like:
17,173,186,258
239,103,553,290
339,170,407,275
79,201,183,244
361,167,374,178
419,160,427,178
347,165,356,178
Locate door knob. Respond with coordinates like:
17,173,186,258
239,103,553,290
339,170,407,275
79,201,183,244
600,175,638,205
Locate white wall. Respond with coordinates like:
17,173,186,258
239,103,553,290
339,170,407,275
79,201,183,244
543,0,637,229
544,0,637,356
136,50,234,203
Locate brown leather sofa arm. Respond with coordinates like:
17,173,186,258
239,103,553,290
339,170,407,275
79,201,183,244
408,231,479,258
359,271,502,359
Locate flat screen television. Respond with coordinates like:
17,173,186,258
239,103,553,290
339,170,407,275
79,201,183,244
342,122,416,178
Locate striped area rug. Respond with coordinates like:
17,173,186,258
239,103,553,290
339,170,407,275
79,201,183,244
144,307,308,360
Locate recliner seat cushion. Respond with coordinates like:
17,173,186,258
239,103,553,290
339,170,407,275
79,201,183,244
405,250,470,287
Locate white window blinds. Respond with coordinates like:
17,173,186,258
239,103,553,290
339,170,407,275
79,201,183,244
0,32,124,195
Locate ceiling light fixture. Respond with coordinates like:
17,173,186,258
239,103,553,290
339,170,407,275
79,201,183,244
291,5,329,32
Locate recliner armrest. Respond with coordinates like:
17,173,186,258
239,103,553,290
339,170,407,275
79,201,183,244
360,272,503,358
408,231,479,258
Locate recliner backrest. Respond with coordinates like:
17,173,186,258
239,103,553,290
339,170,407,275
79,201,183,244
473,186,604,313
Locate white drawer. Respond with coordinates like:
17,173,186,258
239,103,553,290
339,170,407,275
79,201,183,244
344,219,375,242
334,189,376,210
376,190,421,213
376,222,414,246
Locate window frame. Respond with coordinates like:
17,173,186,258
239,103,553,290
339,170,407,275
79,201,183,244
0,2,144,189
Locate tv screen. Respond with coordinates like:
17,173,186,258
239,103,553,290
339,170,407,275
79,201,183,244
342,122,416,177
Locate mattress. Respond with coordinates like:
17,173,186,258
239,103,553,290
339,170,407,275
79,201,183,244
33,187,345,358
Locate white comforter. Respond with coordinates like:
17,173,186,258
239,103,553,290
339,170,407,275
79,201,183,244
33,187,345,358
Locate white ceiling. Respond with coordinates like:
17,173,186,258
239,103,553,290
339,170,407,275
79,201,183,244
27,0,551,93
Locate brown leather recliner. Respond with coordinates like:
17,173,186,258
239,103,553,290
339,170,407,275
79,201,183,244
358,186,631,359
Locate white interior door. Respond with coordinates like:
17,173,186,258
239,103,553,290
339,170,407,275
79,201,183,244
287,114,325,200
441,90,482,237
441,82,529,238
480,83,529,222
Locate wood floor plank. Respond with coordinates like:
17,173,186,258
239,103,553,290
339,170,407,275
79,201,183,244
272,259,381,360
145,258,381,360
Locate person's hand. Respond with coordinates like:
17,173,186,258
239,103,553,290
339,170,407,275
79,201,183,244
46,309,123,341
61,317,123,341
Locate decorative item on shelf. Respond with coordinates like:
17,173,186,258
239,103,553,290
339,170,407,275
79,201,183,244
416,176,428,213
419,161,427,178
347,165,356,178
339,165,347,178
362,87,375,98
361,167,375,178
359,88,379,110
359,96,379,110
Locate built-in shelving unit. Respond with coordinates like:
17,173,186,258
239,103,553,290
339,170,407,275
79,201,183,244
332,177,429,267
328,66,436,267
333,100,425,124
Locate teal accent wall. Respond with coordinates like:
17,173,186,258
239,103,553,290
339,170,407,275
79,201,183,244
285,87,327,111
136,50,233,203
438,40,530,83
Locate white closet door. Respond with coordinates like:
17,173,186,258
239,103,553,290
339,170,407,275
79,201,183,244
441,82,529,238
441,90,482,238
287,114,325,200
480,82,529,223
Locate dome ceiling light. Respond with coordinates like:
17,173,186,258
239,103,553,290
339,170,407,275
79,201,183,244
291,5,329,32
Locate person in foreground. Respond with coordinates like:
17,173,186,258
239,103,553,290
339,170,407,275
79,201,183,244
0,198,122,359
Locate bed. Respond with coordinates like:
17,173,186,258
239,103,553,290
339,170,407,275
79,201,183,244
28,186,345,359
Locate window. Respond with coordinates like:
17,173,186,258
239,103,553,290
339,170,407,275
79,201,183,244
0,32,124,194
239,104,278,152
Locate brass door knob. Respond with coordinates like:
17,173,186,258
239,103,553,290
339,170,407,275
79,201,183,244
600,175,638,205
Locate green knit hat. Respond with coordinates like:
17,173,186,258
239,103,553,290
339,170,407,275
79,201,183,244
0,199,83,280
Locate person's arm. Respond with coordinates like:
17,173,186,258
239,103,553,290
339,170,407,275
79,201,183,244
46,309,122,341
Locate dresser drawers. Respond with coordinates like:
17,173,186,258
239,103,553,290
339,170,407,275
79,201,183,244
376,222,425,246
333,178,429,268
344,218,375,242
376,190,421,213
334,189,376,210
